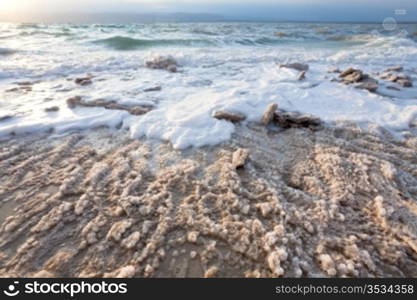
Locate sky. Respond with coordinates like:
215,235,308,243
0,0,416,22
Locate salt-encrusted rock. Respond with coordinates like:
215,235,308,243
355,77,378,92
339,67,357,78
317,254,337,276
143,86,162,92
66,96,152,115
129,106,151,116
279,62,309,71
166,64,178,73
213,110,246,123
232,148,250,169
32,270,55,278
274,111,323,131
380,73,412,87
45,106,60,112
75,76,93,86
106,220,133,242
397,79,413,87
106,265,136,278
66,96,82,108
384,66,403,73
338,68,379,92
204,266,219,278
340,68,364,83
187,231,199,243
328,67,341,73
267,248,287,277
145,55,178,72
298,71,306,81
261,103,278,126
121,231,141,249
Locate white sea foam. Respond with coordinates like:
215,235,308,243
1,22,417,147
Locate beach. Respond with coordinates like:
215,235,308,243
1,22,417,277
0,122,417,277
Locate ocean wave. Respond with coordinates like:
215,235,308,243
19,30,73,38
326,34,375,42
92,36,215,50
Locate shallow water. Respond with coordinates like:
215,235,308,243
1,22,417,148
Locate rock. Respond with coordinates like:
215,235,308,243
328,67,341,73
121,231,141,249
339,68,364,83
66,96,82,108
380,72,413,87
397,79,413,87
339,67,357,78
66,96,152,115
129,106,150,116
274,111,323,131
261,103,278,126
145,55,178,72
0,115,13,122
187,231,199,243
75,77,93,86
384,66,403,73
204,266,219,278
31,270,55,278
6,86,32,93
213,110,246,123
232,148,250,169
143,86,162,92
16,81,34,86
45,106,60,112
298,71,306,81
355,77,378,92
386,86,401,91
166,64,178,73
279,63,309,71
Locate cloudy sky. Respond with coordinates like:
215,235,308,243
0,0,416,22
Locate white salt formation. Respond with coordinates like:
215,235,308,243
0,123,417,278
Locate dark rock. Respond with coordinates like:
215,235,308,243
45,106,60,112
273,111,323,131
0,115,13,122
75,77,93,86
143,86,162,92
386,86,401,91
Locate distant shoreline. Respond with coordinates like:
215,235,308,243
0,12,416,24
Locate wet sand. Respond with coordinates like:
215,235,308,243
0,122,417,278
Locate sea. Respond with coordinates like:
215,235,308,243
1,22,417,148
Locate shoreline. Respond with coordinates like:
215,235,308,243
1,122,417,277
